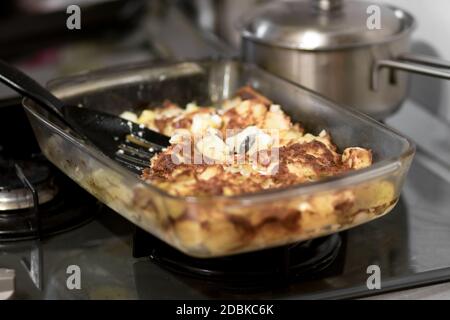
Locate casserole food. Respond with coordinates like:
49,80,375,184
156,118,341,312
22,60,414,257
129,86,373,196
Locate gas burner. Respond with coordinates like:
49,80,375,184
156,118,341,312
0,97,97,241
133,228,344,288
0,158,58,211
0,168,98,242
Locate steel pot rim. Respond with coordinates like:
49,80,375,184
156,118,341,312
241,4,416,52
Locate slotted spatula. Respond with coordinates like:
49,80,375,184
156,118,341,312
0,59,170,174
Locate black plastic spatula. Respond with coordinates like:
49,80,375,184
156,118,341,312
0,59,170,174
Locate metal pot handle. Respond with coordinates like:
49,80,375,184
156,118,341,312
313,0,343,11
372,54,450,90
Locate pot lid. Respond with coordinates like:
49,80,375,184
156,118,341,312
241,0,414,50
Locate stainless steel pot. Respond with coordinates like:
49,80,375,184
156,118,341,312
241,0,450,119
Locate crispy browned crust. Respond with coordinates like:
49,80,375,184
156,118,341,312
143,140,354,196
235,85,272,107
139,86,373,197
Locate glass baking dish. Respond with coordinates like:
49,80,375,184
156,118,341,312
22,59,415,258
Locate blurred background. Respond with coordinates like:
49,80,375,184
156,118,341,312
0,0,449,122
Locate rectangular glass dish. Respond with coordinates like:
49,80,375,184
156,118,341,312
23,60,415,258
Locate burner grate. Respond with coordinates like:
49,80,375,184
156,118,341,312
133,227,345,288
0,97,97,241
0,159,58,211
0,166,98,242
